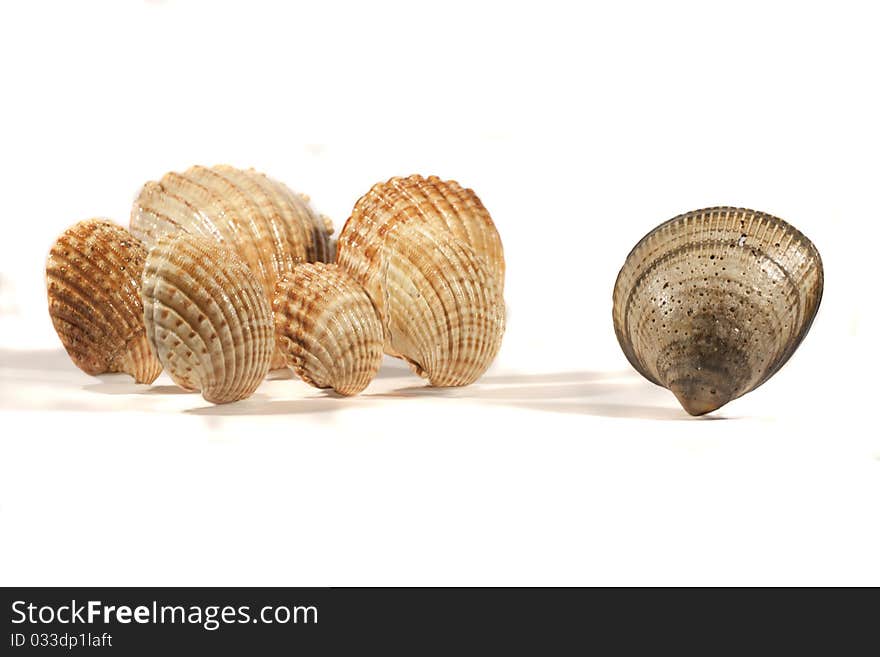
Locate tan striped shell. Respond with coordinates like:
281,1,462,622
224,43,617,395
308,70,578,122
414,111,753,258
612,207,824,416
130,164,333,369
142,234,273,404
337,174,504,293
46,219,161,384
338,181,506,386
273,263,383,395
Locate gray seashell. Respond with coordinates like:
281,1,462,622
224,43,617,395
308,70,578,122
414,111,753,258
612,207,823,416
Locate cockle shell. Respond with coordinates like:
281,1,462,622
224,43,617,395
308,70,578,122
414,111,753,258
338,180,506,386
273,263,383,395
337,174,505,293
612,207,824,416
142,234,273,404
46,219,162,384
130,164,333,369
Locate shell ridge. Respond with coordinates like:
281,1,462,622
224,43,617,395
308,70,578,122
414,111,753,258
275,275,336,388
269,177,325,263
144,251,223,392
274,263,381,394
210,166,284,289
149,242,236,394
50,239,135,338
158,174,235,244
187,167,271,288
47,220,161,382
143,235,271,403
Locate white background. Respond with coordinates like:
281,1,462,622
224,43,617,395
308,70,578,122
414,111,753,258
0,1,877,585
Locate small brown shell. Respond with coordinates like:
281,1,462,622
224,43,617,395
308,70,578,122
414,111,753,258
338,197,505,387
612,207,824,416
46,219,161,383
273,263,383,395
130,164,333,369
142,234,273,404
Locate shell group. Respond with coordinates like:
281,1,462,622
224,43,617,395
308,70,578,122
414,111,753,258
131,164,333,369
142,233,274,404
612,207,824,416
46,219,162,384
336,175,506,386
47,167,826,418
47,170,507,403
273,263,383,396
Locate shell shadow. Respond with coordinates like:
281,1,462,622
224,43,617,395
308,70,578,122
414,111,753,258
511,400,736,421
143,385,196,395
1,349,733,420
82,378,195,396
369,369,731,421
184,396,351,416
82,380,152,395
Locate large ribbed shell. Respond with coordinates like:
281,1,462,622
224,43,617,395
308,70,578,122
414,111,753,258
142,234,273,404
130,164,333,369
337,174,504,293
612,207,824,416
46,219,161,383
273,263,383,395
338,182,506,386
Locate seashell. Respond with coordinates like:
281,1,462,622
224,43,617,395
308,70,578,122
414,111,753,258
338,200,506,386
337,174,505,293
46,219,162,384
130,164,333,369
142,234,273,404
273,263,383,395
612,207,824,416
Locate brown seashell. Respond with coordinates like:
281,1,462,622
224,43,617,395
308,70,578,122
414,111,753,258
338,201,506,386
142,234,273,404
273,263,383,395
130,164,333,369
46,219,161,384
612,207,824,416
337,174,504,293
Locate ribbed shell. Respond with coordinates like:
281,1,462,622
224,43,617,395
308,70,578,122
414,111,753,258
46,219,161,384
612,207,824,416
337,174,504,293
339,208,505,386
273,263,383,395
130,164,333,369
142,234,273,404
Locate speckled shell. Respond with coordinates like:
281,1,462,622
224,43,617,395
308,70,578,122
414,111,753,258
337,174,504,293
612,207,824,416
46,219,161,384
273,263,383,395
130,164,333,369
338,193,506,387
142,234,273,404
